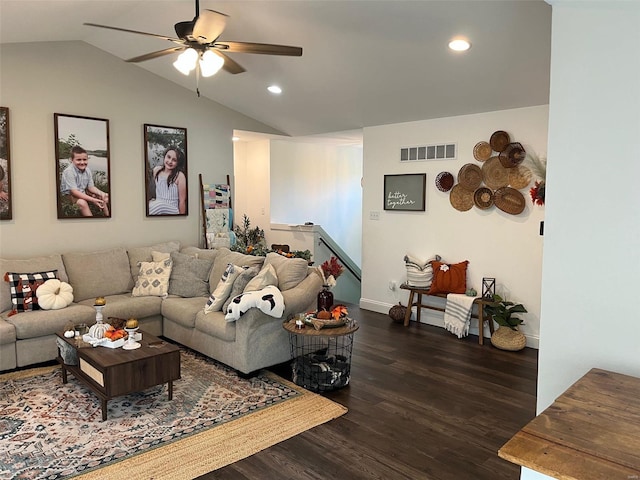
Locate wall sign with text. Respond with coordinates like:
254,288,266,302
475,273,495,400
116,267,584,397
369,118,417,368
383,173,426,211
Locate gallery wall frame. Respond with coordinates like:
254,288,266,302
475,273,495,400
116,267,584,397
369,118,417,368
144,124,188,217
0,107,12,220
54,113,111,219
383,173,426,211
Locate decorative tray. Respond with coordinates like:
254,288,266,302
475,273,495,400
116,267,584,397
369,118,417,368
304,313,350,330
82,332,142,348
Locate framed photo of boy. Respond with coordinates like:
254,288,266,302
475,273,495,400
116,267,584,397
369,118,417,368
0,107,12,220
54,113,111,219
144,124,188,217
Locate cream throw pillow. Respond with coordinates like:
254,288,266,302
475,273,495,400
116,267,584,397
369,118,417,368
243,263,278,292
204,263,244,313
263,252,309,291
132,259,172,297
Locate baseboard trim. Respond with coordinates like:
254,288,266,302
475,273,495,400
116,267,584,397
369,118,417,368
359,298,539,349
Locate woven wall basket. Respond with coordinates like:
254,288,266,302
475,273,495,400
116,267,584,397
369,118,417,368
490,326,526,351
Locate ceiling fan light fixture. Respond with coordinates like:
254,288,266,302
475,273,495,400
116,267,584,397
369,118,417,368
200,50,224,77
267,85,282,94
448,38,471,52
173,48,199,75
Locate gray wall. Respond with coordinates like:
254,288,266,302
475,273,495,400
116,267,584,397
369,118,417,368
0,41,280,257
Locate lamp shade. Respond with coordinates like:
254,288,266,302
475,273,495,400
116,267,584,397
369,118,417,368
173,48,198,75
199,50,224,77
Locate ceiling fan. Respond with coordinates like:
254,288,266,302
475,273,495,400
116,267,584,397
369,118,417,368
84,0,302,81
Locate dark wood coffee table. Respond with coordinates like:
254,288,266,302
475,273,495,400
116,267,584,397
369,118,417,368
55,331,181,421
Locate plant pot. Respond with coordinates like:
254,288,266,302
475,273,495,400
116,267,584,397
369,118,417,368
490,326,526,351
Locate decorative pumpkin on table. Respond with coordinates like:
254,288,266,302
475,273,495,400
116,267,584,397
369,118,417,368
36,279,74,310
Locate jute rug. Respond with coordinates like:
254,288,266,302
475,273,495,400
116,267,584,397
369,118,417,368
0,348,347,480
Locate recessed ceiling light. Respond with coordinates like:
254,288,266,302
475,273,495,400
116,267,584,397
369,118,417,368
267,85,282,94
448,38,471,52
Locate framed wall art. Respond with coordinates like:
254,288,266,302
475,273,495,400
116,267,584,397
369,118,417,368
0,107,12,220
383,173,426,211
144,124,188,217
54,113,111,219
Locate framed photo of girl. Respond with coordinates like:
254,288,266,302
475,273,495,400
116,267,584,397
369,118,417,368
0,107,12,220
144,124,188,217
54,113,111,219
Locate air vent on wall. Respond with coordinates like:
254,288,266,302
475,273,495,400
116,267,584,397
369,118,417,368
400,143,457,162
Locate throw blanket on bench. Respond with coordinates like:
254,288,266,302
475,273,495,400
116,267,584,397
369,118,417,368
225,285,285,322
444,293,477,338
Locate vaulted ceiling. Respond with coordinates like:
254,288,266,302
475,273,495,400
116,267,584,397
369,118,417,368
0,1,551,137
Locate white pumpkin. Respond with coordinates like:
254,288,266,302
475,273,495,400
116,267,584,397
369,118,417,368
36,279,74,310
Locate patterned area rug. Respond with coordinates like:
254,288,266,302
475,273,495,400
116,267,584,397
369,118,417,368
0,348,347,480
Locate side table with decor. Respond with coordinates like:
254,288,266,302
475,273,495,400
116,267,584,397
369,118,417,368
283,313,358,393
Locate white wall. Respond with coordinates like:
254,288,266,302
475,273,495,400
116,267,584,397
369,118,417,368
0,41,280,257
521,2,640,479
233,138,271,237
270,140,363,264
361,106,548,345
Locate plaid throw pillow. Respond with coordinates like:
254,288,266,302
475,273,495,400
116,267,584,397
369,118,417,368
4,270,59,316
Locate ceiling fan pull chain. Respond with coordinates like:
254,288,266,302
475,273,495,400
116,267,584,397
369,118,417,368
196,60,201,97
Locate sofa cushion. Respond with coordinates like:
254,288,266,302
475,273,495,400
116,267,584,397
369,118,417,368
167,251,214,298
132,259,172,297
3,303,95,339
222,266,259,312
179,246,218,263
244,263,278,292
194,309,236,342
161,296,207,329
204,263,243,313
127,241,180,283
63,248,133,302
77,294,163,321
208,248,264,289
263,252,309,291
4,270,58,316
0,254,68,313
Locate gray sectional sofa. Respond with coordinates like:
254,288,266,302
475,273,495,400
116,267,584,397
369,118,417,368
0,242,323,374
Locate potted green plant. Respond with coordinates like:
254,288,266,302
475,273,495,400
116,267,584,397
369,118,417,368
483,294,527,351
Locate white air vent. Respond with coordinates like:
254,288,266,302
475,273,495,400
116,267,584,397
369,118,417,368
400,143,457,162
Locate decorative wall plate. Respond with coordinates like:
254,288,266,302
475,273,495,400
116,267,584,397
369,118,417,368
490,130,511,152
435,171,454,192
494,187,526,215
473,141,492,161
482,156,510,190
457,163,483,191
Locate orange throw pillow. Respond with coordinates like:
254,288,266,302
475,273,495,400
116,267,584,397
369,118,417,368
428,261,469,295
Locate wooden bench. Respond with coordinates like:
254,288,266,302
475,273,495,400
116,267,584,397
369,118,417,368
400,284,494,345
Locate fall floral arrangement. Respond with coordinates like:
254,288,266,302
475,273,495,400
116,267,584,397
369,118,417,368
319,256,344,288
524,152,546,206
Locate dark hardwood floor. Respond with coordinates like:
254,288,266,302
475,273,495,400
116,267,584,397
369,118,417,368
200,307,538,480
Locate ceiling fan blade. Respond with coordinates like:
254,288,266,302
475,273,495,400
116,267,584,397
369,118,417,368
211,50,246,74
84,23,181,43
192,10,228,44
126,46,186,63
214,41,302,56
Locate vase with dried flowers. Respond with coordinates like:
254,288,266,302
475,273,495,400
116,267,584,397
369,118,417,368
524,152,547,206
317,257,345,311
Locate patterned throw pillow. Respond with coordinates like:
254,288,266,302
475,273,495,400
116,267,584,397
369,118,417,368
4,270,58,316
131,259,172,297
404,254,441,288
222,266,260,313
204,263,244,313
